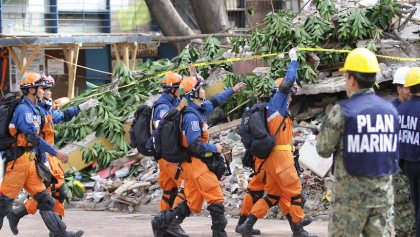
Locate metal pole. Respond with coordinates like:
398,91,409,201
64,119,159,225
104,0,111,33
0,0,3,34
50,0,58,33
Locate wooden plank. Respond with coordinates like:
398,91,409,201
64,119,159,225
20,46,27,69
63,43,80,98
110,154,143,167
112,43,120,62
7,47,22,72
208,119,241,134
67,46,75,98
19,45,41,78
123,43,130,67
130,42,138,70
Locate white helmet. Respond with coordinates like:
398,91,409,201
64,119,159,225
393,66,410,85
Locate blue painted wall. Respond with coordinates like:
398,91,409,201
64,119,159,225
84,46,111,87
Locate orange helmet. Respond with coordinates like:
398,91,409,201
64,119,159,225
20,72,44,89
42,75,55,89
161,72,182,89
53,97,70,110
273,78,299,94
179,76,203,97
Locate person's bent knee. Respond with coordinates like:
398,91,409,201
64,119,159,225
34,190,56,211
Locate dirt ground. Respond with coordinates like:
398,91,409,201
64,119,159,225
1,209,328,237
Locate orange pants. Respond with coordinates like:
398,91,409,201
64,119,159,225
240,161,265,216
181,157,224,214
158,158,185,211
250,151,304,223
1,152,46,199
24,155,65,216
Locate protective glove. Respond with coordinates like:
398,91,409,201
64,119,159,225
78,99,100,111
289,48,298,61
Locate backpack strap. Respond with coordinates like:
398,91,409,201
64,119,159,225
251,112,290,174
272,113,290,138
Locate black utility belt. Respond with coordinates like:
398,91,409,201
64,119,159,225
3,147,28,163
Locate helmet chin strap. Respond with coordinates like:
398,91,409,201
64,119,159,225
33,86,40,97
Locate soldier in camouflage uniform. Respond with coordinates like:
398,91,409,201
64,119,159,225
316,48,399,237
391,67,416,237
394,174,416,236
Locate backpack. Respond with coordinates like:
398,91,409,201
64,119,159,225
149,108,200,163
129,101,169,157
238,102,287,159
0,94,21,151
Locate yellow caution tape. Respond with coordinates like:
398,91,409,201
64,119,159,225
298,47,420,61
75,47,420,101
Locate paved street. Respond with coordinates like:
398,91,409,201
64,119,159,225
1,209,328,237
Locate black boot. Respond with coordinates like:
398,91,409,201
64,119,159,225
286,214,317,237
152,202,190,237
166,202,190,237
40,210,84,237
0,195,14,230
151,211,172,237
207,203,228,237
235,215,261,235
7,205,28,235
238,214,258,237
301,216,314,227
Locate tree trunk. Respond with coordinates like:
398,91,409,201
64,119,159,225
145,0,195,51
189,0,230,34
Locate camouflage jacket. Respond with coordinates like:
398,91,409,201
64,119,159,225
316,88,394,208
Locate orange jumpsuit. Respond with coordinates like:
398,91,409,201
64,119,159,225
249,112,304,223
240,158,265,216
158,158,185,210
24,113,65,216
181,123,224,214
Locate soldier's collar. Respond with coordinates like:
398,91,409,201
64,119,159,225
349,88,374,98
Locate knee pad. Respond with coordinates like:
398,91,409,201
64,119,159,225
263,194,280,208
53,185,67,203
247,190,264,204
207,203,224,214
34,190,56,211
0,195,14,216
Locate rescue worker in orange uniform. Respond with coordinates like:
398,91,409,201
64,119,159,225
235,156,265,235
152,72,188,236
235,78,313,236
0,72,83,237
152,75,246,237
7,75,99,236
238,49,317,237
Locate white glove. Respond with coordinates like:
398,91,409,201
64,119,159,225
289,48,298,61
79,99,100,111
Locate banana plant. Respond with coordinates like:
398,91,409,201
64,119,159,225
82,143,126,171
